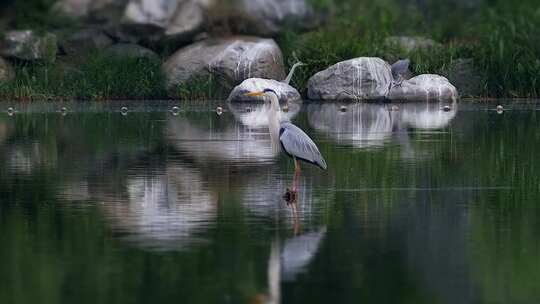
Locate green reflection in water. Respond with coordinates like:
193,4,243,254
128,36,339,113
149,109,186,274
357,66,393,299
0,102,539,304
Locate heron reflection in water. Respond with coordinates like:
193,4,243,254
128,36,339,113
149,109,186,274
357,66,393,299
245,89,327,196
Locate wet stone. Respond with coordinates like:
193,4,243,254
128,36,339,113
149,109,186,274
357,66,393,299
163,36,285,91
307,57,393,101
387,74,458,102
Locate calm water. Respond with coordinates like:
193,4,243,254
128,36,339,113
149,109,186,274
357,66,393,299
1,100,539,304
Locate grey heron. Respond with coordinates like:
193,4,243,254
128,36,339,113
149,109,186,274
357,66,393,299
245,89,327,192
391,58,412,87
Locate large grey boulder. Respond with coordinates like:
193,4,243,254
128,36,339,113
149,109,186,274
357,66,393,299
165,1,205,37
163,36,285,89
307,57,393,101
60,28,113,56
1,30,58,61
442,58,482,97
123,0,179,28
207,0,317,36
387,74,458,102
123,0,206,41
385,36,441,53
0,58,14,82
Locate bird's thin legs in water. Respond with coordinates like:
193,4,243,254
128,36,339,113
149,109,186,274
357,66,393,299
291,204,300,235
283,159,302,234
284,158,301,204
293,158,301,192
294,158,301,173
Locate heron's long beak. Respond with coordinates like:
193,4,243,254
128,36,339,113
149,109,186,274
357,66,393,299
245,91,264,97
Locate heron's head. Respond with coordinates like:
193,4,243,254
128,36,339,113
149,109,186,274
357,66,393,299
245,89,280,111
245,88,278,99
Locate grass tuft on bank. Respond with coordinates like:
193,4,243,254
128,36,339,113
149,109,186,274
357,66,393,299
0,54,167,101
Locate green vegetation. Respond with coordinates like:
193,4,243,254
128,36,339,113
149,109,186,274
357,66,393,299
283,0,540,98
0,0,539,100
176,75,228,101
1,105,540,303
0,54,167,101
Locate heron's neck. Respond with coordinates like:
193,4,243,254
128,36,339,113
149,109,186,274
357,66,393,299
283,62,303,84
268,98,282,152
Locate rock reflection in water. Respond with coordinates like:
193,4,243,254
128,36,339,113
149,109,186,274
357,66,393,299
400,102,457,130
308,101,457,149
166,101,300,166
227,100,301,128
308,103,395,149
98,164,217,251
4,141,53,175
166,117,277,165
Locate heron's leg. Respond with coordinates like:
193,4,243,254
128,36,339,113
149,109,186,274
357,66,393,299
292,204,300,235
292,158,301,192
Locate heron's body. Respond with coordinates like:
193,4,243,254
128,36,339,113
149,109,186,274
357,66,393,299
248,89,327,172
279,122,327,170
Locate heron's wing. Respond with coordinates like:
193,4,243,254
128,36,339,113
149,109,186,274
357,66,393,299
281,227,327,281
279,122,327,170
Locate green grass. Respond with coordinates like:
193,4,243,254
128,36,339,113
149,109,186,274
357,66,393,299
284,0,540,98
0,53,168,101
175,75,229,101
1,0,539,100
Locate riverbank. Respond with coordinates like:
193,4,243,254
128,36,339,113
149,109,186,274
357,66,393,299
0,0,538,101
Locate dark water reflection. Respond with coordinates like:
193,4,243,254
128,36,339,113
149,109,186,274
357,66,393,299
1,100,539,304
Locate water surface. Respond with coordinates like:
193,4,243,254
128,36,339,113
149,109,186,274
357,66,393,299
1,100,539,304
